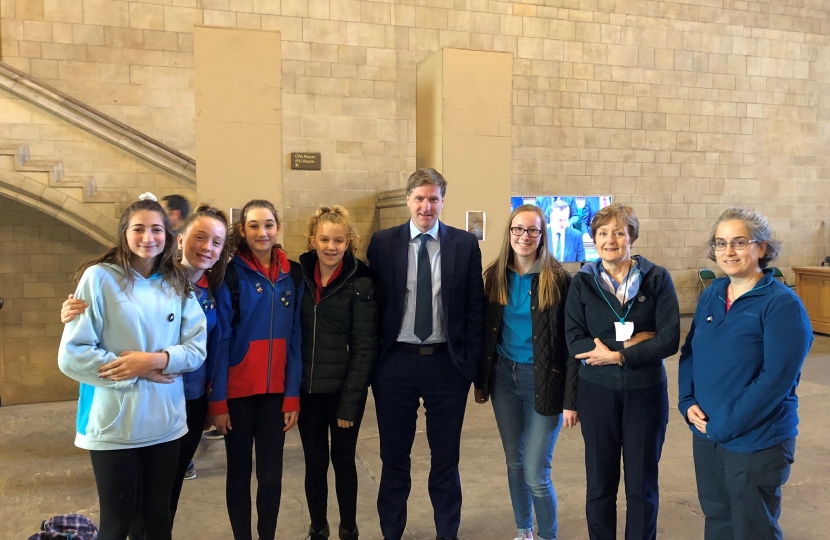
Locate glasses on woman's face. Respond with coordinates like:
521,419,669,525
711,238,758,251
510,227,542,238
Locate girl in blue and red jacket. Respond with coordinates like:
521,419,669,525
207,199,303,540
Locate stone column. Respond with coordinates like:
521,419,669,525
416,48,513,266
194,27,282,229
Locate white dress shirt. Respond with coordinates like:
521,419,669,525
397,220,446,344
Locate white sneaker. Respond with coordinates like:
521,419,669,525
513,534,533,540
203,428,224,439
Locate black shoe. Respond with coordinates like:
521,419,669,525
339,525,358,540
306,524,330,540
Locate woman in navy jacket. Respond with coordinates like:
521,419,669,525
564,203,680,540
678,207,812,540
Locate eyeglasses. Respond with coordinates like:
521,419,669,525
711,239,759,251
510,227,542,238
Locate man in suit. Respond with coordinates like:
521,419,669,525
367,168,485,540
548,198,586,262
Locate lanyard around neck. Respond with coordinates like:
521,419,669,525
593,263,638,323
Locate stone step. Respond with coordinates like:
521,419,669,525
0,142,129,218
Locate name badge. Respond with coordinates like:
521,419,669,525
614,321,634,342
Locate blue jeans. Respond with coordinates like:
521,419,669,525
491,356,562,540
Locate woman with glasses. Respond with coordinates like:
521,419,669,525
475,204,575,540
564,203,680,540
678,207,812,540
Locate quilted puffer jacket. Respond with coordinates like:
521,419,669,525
477,263,574,416
298,250,378,422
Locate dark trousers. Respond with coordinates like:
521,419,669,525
128,396,208,540
89,438,181,540
298,391,367,534
171,396,208,522
224,393,286,540
693,435,795,540
372,348,471,540
577,377,668,540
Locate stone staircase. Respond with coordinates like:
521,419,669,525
0,143,130,219
0,60,197,245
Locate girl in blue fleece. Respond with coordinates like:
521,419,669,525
58,195,207,540
61,203,232,536
207,199,303,540
678,207,813,540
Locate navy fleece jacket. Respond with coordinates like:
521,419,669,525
678,270,813,452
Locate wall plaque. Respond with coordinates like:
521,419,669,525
291,152,321,170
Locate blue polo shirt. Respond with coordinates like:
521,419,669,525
496,265,536,364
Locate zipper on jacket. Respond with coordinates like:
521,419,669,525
303,261,356,393
309,304,318,391
266,280,275,393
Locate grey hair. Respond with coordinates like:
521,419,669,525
707,207,781,268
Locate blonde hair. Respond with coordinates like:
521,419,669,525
306,205,359,254
484,204,567,311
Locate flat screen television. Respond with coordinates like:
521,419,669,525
510,196,613,262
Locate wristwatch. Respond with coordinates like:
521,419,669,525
617,352,626,367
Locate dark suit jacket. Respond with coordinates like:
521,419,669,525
367,221,485,383
548,226,586,262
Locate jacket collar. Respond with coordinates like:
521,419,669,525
299,250,357,291
712,268,776,303
507,258,543,276
580,254,654,278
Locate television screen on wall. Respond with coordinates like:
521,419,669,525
510,196,613,262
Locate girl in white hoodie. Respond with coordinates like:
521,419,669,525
58,194,207,540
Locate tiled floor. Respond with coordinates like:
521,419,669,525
2,328,829,540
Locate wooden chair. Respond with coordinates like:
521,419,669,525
769,266,795,289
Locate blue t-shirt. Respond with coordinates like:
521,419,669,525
496,268,534,364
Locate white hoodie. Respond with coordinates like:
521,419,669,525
58,263,207,450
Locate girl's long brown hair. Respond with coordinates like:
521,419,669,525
227,199,281,254
483,204,568,311
74,198,190,297
179,204,231,299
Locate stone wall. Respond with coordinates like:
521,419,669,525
1,0,829,314
0,196,103,405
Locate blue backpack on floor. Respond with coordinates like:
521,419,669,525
27,514,98,540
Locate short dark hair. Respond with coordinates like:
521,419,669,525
591,203,640,242
551,199,570,216
162,194,190,219
406,168,447,197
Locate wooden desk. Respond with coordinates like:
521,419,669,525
793,266,830,335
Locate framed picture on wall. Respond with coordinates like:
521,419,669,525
466,211,485,241
230,207,242,226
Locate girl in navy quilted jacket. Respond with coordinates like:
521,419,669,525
207,199,303,540
474,204,574,540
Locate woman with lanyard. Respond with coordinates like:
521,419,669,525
564,203,680,540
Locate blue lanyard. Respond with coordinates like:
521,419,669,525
592,265,638,323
